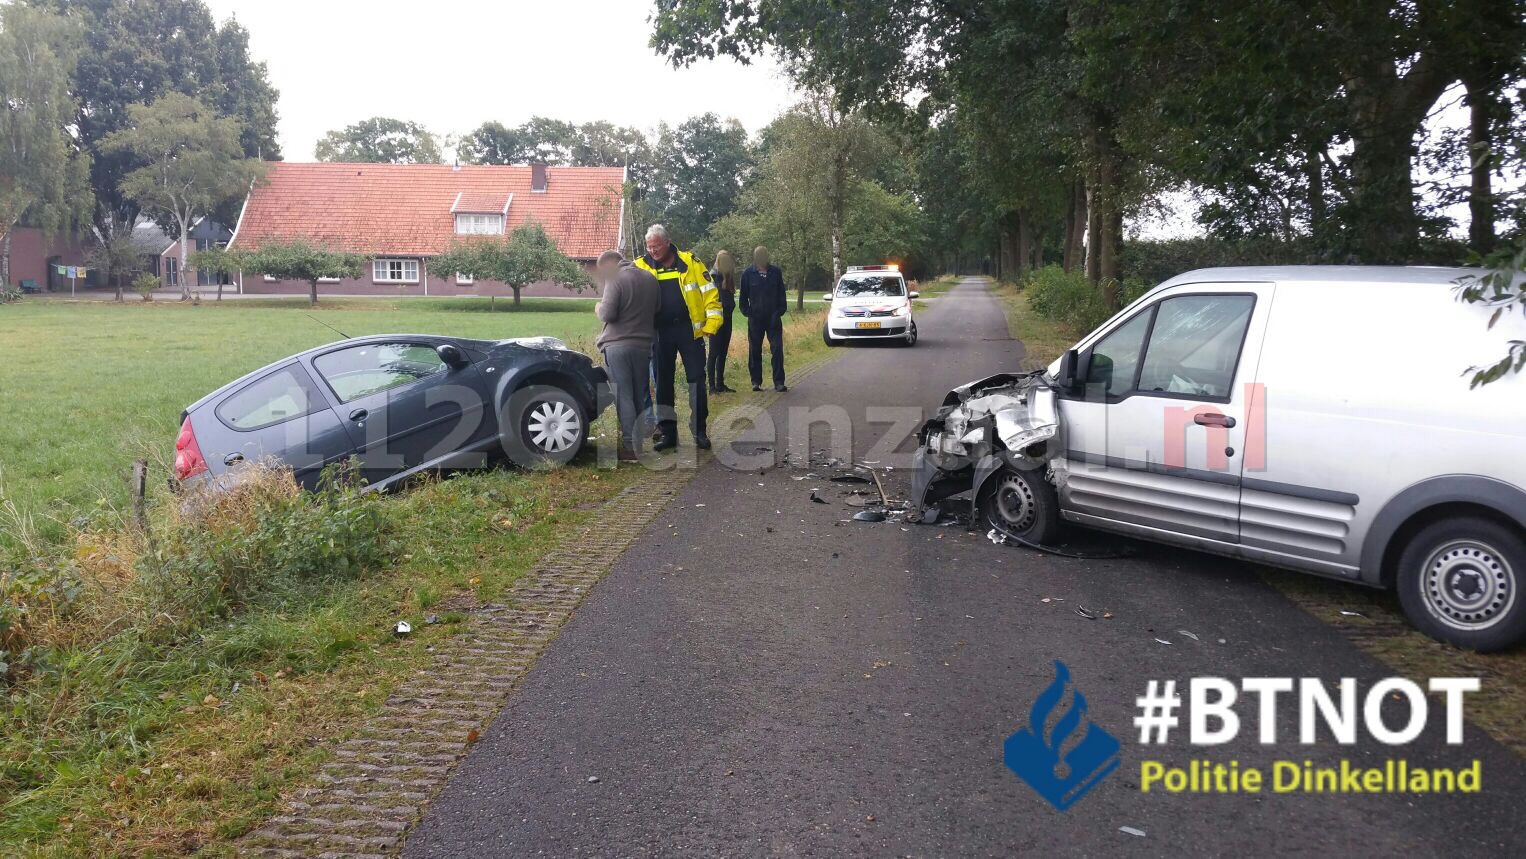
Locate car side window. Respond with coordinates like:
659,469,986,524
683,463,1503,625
314,343,446,404
217,365,321,431
1086,309,1153,397
1137,294,1254,398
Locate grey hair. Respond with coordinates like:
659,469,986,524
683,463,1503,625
597,249,625,265
645,224,671,242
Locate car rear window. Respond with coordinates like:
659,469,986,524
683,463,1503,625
216,365,323,431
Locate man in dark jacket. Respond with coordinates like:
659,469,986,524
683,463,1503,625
740,245,788,392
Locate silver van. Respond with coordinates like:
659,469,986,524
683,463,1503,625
913,266,1526,650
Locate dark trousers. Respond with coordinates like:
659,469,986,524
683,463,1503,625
707,316,733,388
748,313,786,387
655,329,708,439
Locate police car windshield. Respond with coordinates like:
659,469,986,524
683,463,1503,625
836,276,905,297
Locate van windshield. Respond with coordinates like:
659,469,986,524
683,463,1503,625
836,276,906,297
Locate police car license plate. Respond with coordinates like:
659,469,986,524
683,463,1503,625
856,321,881,329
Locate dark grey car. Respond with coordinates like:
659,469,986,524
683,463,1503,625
174,334,607,491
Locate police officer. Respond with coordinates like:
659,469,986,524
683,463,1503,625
634,224,723,450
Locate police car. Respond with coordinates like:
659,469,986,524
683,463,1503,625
821,265,919,347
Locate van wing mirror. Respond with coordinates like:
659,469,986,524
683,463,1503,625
1054,348,1080,393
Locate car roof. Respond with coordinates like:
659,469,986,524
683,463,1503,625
182,332,490,415
1159,265,1484,289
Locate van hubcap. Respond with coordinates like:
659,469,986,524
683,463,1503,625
990,473,1037,535
1422,540,1514,630
527,401,581,452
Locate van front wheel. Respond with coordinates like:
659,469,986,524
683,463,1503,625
1395,516,1526,652
978,466,1061,546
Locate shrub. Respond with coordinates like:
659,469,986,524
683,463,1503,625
136,464,392,640
131,273,159,302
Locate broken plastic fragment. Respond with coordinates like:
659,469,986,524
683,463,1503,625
852,510,887,522
1119,826,1146,837
395,621,412,636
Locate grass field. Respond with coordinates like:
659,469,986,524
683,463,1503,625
0,297,604,548
0,294,832,856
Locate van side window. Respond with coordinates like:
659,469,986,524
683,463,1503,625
1137,294,1254,398
1086,309,1153,397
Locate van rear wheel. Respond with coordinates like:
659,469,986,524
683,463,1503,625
1395,516,1526,652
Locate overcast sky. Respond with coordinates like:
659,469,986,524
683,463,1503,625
201,0,797,161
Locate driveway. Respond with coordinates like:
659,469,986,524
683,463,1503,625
406,277,1525,856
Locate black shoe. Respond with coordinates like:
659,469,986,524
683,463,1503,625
694,434,712,450
654,435,678,452
774,384,789,393
752,384,763,392
715,383,735,393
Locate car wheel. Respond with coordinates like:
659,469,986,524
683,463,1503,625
1395,516,1526,651
501,385,587,468
822,324,841,347
978,465,1061,546
900,321,918,347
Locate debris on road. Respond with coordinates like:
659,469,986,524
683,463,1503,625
1119,826,1146,837
1339,610,1367,618
830,473,871,484
853,510,887,523
1075,606,1098,620
587,775,601,783
1154,638,1172,645
810,491,828,504
1178,629,1200,641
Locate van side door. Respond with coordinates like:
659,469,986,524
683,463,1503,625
1055,283,1275,546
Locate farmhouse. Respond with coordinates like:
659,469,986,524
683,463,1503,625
228,162,626,298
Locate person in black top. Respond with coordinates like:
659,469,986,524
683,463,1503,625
707,250,739,392
740,245,788,392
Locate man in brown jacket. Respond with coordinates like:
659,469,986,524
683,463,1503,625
595,250,660,462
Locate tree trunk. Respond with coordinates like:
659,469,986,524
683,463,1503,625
1,227,11,288
1099,208,1124,308
1062,180,1085,273
513,286,523,306
177,215,192,301
1084,186,1102,283
1305,144,1327,251
1015,212,1033,282
1466,78,1497,255
309,279,319,307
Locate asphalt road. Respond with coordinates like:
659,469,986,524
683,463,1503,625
407,278,1526,857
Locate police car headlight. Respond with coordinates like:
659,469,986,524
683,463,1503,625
892,305,910,317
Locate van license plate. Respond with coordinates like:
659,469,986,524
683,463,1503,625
856,321,882,329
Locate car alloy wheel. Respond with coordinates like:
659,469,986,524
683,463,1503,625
1420,539,1515,631
526,400,582,453
903,321,918,346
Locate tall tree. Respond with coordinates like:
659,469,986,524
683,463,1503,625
27,0,281,231
0,3,92,287
103,93,265,300
640,113,753,246
194,240,366,307
315,117,441,164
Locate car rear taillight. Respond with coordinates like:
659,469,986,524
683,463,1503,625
175,416,208,480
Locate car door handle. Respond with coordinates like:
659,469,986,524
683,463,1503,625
349,408,368,422
1194,413,1236,428
224,453,245,466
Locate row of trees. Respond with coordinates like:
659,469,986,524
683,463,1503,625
651,0,1525,305
1,0,280,299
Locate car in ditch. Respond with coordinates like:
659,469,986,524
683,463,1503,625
822,265,920,346
911,266,1526,651
174,333,607,492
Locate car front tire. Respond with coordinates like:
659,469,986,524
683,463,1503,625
978,465,1061,546
822,324,841,347
501,385,587,468
1395,516,1526,651
900,321,918,347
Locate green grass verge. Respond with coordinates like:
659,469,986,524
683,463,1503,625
1,296,830,856
986,276,1526,757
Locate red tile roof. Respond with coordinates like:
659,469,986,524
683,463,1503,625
231,162,625,259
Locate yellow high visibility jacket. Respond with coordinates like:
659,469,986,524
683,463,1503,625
635,247,724,338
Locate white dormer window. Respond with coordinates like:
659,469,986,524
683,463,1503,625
455,213,504,235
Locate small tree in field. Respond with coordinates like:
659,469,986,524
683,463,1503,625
431,222,591,307
206,240,368,307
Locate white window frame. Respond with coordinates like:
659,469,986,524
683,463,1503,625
454,213,504,236
456,272,475,285
373,258,420,284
